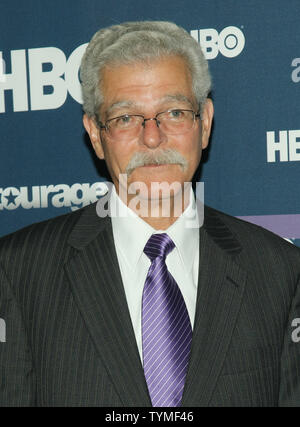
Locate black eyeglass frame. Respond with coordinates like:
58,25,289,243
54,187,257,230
96,109,201,132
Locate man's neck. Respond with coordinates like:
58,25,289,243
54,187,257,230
123,189,191,230
139,214,179,230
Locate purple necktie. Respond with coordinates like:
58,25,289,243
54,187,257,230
142,233,192,407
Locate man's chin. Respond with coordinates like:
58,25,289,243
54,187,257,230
116,169,189,202
127,180,185,202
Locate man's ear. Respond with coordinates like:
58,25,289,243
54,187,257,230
201,98,214,150
83,114,105,159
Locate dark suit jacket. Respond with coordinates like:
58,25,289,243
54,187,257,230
0,202,300,407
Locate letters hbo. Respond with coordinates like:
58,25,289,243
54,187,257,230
190,26,245,59
0,44,87,113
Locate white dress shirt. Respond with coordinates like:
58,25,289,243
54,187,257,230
110,185,200,362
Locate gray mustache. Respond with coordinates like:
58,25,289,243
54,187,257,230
125,149,188,176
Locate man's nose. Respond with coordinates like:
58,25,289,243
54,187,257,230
141,118,167,148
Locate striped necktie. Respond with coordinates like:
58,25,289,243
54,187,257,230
142,233,192,407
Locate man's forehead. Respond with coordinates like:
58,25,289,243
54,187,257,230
99,56,196,117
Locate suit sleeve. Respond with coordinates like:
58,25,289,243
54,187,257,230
0,263,36,406
279,273,300,406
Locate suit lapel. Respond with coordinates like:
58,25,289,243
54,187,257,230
65,204,151,406
182,206,247,406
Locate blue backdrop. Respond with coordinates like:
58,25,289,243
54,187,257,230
1,0,300,247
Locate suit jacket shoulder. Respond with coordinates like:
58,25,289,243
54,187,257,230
204,204,300,267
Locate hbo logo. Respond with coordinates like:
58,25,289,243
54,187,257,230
190,26,245,59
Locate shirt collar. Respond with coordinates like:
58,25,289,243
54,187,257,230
110,185,199,273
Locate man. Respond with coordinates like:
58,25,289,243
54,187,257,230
0,21,300,407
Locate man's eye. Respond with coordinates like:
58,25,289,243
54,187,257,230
115,115,133,127
120,115,132,123
169,110,184,119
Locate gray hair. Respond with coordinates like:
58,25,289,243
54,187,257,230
80,21,211,118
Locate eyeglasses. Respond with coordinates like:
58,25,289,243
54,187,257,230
97,109,200,140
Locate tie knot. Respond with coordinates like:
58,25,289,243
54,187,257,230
144,233,175,261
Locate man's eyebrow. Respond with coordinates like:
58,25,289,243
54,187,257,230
106,101,137,117
105,94,195,117
160,94,195,108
